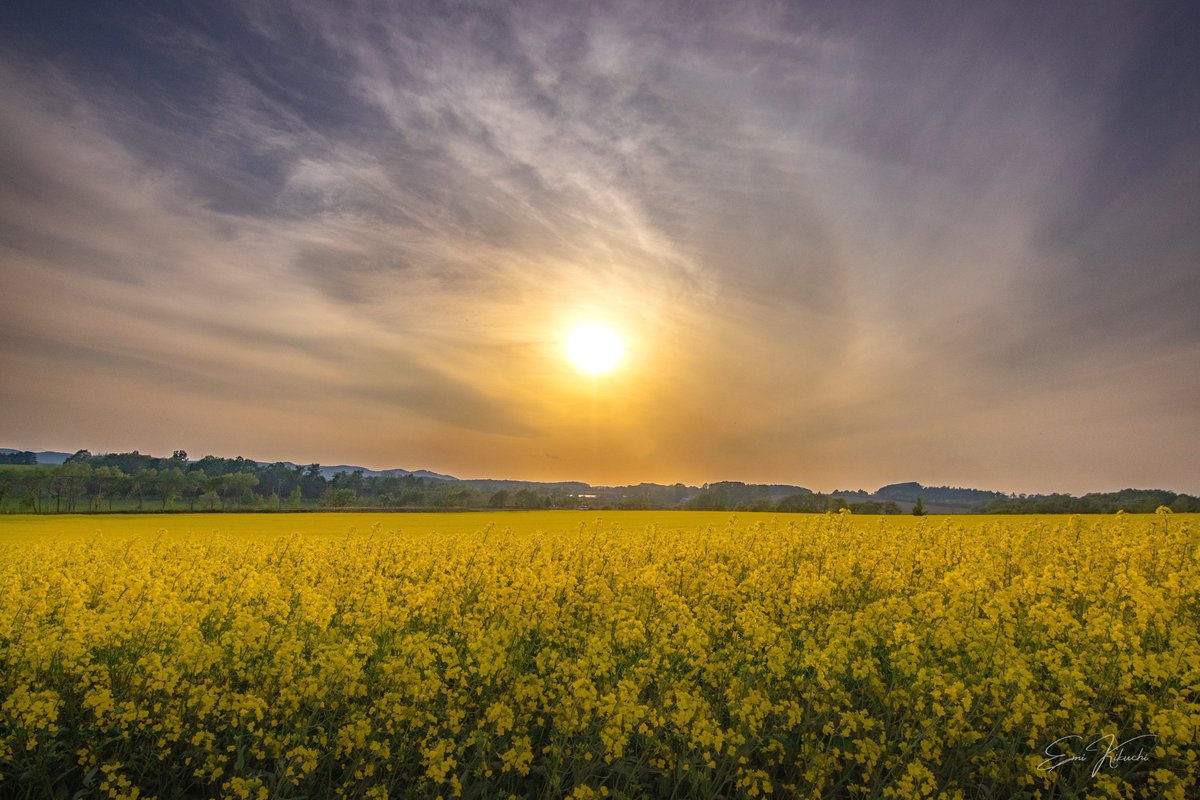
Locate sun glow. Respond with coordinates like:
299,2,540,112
566,323,624,375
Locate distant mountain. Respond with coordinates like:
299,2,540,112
259,460,458,482
458,478,592,493
406,469,457,481
0,448,73,465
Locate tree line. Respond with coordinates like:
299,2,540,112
681,481,904,514
0,451,583,513
2,452,1195,514
980,488,1200,514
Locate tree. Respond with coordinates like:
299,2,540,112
777,493,845,513
322,487,357,508
93,451,159,475
222,472,260,510
157,466,187,510
300,464,326,500
685,484,731,511
199,486,221,511
511,488,545,509
18,469,52,513
912,497,927,516
261,463,301,500
847,500,902,514
1172,494,1200,512
330,470,366,499
737,496,774,512
52,460,92,512
128,468,157,510
0,469,16,510
89,466,128,512
181,472,207,511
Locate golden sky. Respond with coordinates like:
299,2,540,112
1,2,1198,494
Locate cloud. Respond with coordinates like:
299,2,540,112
0,1,1197,492
0,51,532,442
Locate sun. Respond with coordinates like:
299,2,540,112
566,323,625,375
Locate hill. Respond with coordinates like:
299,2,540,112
0,449,73,465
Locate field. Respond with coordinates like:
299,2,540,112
1,511,1197,799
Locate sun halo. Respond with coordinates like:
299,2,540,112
565,323,625,375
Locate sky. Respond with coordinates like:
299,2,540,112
1,1,1198,495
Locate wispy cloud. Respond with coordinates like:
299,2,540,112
0,1,1197,491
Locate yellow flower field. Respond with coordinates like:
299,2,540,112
0,512,1197,799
